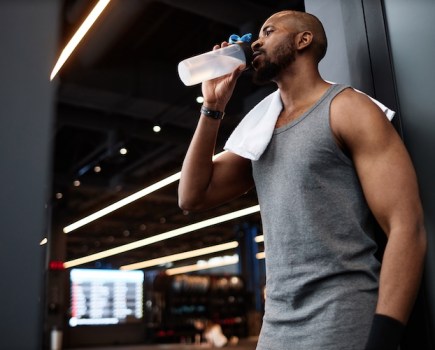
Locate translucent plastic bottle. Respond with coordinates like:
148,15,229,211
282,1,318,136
178,42,253,86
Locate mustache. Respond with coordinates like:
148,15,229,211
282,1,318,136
252,49,266,58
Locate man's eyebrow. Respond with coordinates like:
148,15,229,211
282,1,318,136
260,25,274,36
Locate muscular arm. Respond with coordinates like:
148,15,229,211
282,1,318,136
178,43,254,212
331,89,427,324
178,115,254,211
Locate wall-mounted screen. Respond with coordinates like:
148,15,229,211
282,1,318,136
69,268,144,327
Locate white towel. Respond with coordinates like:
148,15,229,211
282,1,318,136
224,84,396,160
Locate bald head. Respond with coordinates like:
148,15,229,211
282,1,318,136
267,10,327,63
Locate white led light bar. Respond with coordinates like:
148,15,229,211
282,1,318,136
256,251,265,259
63,205,260,268
63,172,181,233
121,241,239,271
63,152,227,234
254,234,264,243
166,255,239,275
50,0,111,80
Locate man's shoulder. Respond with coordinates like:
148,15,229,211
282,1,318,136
334,86,372,107
330,87,394,144
332,87,387,121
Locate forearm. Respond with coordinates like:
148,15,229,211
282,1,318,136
375,224,427,323
178,47,243,211
178,114,221,211
365,224,426,350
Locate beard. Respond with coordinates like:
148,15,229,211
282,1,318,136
252,61,282,85
252,36,297,85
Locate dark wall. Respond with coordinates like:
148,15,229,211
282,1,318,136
383,0,435,343
0,1,59,349
305,0,374,93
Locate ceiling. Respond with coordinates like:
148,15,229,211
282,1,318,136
51,0,305,270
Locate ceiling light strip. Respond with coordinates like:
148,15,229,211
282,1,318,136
256,251,265,260
50,0,111,80
254,234,264,243
121,241,238,271
166,256,239,275
63,152,227,234
63,204,260,268
63,172,181,233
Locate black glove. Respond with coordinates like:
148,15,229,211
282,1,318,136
364,314,405,350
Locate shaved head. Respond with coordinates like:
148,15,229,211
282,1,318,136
267,10,327,63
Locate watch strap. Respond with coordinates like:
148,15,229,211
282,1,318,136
201,105,225,120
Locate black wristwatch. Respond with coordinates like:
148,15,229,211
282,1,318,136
201,105,225,120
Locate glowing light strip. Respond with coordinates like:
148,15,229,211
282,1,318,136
256,251,265,259
121,241,238,271
254,234,264,243
166,255,239,275
63,152,227,234
40,238,48,246
63,205,260,268
63,172,181,233
50,0,111,80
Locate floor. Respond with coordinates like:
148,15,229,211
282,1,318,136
68,337,258,350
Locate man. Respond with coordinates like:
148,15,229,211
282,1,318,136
178,10,426,350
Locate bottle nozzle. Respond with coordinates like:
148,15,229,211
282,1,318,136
228,33,252,44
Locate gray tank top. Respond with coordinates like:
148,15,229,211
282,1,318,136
252,84,381,350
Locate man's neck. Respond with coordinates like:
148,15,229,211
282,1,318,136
276,64,328,109
273,66,331,127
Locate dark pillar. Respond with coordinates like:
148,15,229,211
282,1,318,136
237,222,263,337
238,223,261,311
0,1,60,349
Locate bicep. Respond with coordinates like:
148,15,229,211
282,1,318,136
354,131,421,235
332,92,423,235
209,151,255,200
192,151,254,211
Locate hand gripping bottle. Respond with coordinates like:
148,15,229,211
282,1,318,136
178,33,253,86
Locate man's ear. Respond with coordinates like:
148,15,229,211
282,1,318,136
296,31,313,50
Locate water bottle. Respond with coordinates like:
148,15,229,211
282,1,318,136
178,42,253,86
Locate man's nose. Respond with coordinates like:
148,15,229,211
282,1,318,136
251,39,262,51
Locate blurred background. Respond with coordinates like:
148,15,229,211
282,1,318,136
1,0,434,349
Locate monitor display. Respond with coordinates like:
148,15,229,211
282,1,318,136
69,268,144,327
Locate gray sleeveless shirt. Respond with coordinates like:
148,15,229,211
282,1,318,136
252,84,381,350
